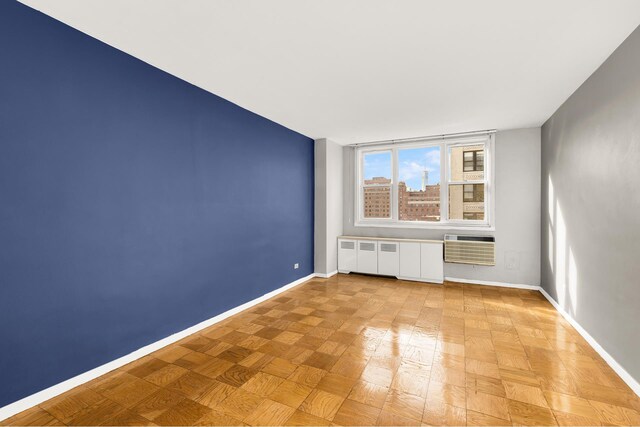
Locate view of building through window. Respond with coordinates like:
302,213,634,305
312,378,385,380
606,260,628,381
397,146,441,221
448,144,485,220
362,143,486,222
363,177,391,218
362,151,392,218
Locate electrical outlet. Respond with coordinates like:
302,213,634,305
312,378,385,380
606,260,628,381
294,263,299,269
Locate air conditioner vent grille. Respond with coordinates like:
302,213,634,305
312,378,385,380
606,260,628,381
340,241,355,250
359,242,375,251
444,239,495,266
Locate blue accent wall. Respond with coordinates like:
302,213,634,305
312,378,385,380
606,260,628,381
0,1,314,407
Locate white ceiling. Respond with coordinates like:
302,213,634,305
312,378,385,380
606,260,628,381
20,0,640,144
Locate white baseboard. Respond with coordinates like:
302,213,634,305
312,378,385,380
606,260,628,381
539,287,640,398
314,270,338,278
398,276,443,284
445,276,541,291
0,273,317,422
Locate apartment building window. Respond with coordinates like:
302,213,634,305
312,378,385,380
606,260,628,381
356,134,493,228
463,184,484,202
463,212,483,220
464,150,484,172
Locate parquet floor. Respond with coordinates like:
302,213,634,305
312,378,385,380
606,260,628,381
3,274,640,426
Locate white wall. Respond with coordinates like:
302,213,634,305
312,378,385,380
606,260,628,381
342,128,541,286
314,138,343,275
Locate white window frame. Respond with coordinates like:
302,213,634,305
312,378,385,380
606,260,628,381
355,134,495,230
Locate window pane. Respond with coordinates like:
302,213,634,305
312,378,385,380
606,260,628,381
363,186,391,218
449,184,484,220
450,144,484,181
397,146,441,222
363,151,391,182
362,151,392,219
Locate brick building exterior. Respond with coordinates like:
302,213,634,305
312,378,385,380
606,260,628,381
363,177,391,218
398,182,440,221
363,177,440,221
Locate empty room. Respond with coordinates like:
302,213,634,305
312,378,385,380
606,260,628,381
1,0,640,426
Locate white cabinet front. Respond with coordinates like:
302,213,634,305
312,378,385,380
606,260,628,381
399,242,421,279
337,239,357,273
420,242,444,282
378,242,399,276
337,237,444,284
356,240,378,274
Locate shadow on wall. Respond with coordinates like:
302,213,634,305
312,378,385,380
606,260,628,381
547,175,579,317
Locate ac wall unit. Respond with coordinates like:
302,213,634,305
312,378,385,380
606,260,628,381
444,234,495,266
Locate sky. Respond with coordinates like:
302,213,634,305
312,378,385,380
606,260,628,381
363,146,441,189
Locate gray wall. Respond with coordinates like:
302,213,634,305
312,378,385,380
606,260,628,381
541,26,640,382
315,138,344,275
314,140,328,274
343,128,541,286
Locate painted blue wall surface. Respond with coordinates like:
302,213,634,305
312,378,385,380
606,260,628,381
0,1,314,407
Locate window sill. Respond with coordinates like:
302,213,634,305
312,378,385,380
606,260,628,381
354,221,495,232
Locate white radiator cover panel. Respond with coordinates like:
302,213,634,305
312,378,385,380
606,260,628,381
356,240,378,274
338,236,443,284
399,242,421,279
337,239,357,272
378,242,399,276
420,243,444,282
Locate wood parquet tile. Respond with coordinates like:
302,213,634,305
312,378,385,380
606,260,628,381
3,274,640,426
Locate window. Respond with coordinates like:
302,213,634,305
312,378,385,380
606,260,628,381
361,151,392,219
463,150,484,171
463,184,474,202
448,143,486,221
397,146,441,222
356,134,493,228
463,212,483,220
463,184,483,202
